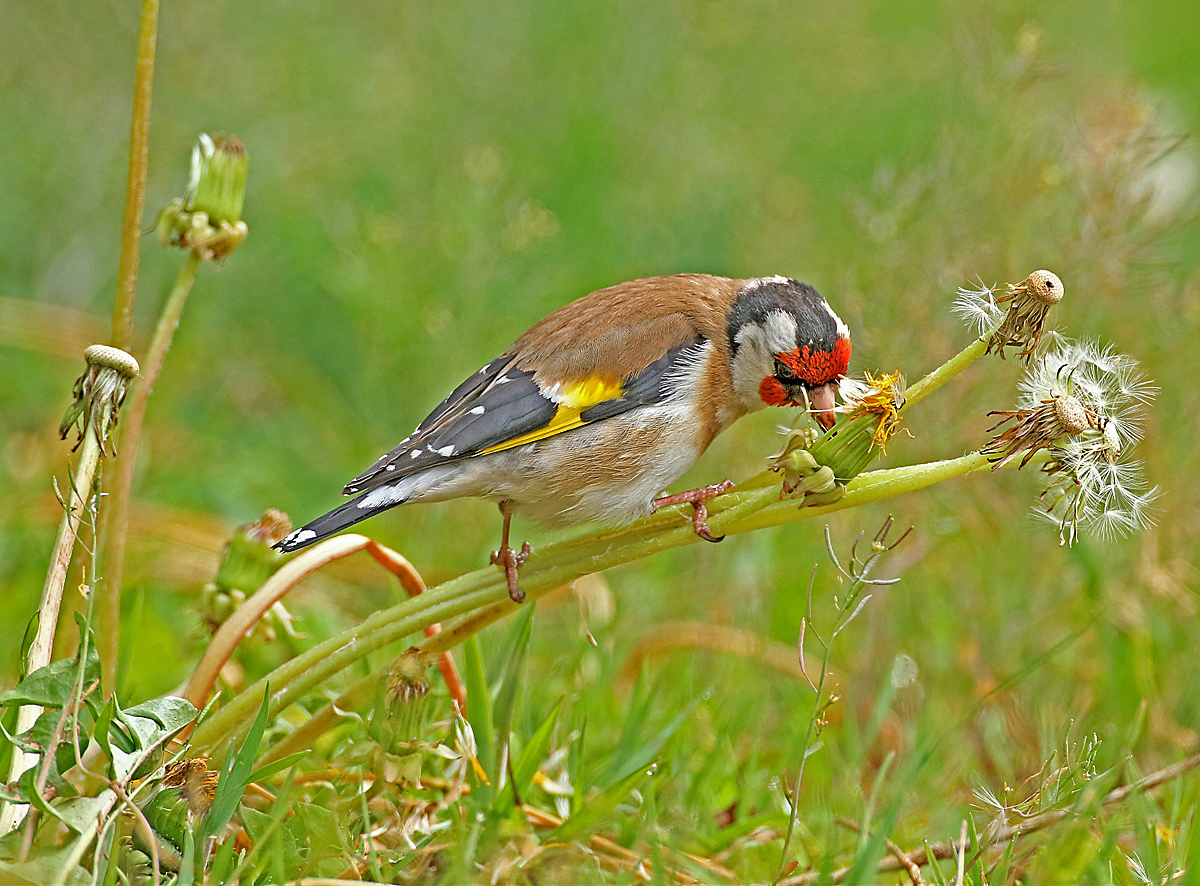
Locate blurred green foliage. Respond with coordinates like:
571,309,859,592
1,0,1198,881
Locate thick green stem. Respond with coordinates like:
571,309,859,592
102,252,202,693
110,0,161,351
902,337,988,411
189,450,1045,756
0,433,103,832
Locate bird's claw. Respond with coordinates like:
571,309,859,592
491,541,532,602
653,480,735,544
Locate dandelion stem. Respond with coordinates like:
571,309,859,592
110,0,161,351
0,431,103,833
187,449,1050,757
902,337,989,412
102,251,203,692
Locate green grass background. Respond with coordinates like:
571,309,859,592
2,0,1199,880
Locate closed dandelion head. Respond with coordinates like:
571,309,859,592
387,646,434,704
162,757,220,820
985,269,1064,361
996,337,1158,545
843,369,907,451
59,345,140,455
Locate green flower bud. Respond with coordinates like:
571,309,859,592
188,134,248,224
155,133,249,261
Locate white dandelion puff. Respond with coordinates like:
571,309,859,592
991,336,1157,545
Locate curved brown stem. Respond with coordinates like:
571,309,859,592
182,534,464,717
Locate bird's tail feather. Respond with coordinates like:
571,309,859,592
275,486,409,553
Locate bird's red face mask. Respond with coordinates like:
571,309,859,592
758,337,852,430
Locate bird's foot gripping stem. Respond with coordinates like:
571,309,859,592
491,503,532,603
652,480,735,543
491,541,532,603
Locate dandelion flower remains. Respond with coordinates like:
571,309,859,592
844,369,907,450
984,336,1158,545
59,344,140,455
985,269,1064,361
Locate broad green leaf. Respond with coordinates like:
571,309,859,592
52,794,113,836
297,801,342,860
551,762,656,844
0,657,95,709
123,695,197,734
0,841,90,886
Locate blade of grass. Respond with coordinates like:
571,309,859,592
552,763,657,844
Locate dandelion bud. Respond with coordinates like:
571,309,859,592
155,133,249,261
189,134,248,225
201,510,299,640
59,344,140,455
373,647,435,752
807,371,907,483
986,269,1064,361
139,758,219,862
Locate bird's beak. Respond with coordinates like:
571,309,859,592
808,381,839,431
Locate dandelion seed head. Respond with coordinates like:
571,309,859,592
1017,337,1157,545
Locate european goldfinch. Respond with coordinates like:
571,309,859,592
277,274,852,601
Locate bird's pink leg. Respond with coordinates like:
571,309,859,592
490,503,531,603
652,480,735,543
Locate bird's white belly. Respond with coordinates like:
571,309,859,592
408,401,705,527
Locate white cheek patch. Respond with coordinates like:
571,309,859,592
731,322,776,408
762,310,798,353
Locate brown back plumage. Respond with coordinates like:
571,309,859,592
507,274,742,381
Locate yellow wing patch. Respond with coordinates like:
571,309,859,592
480,375,623,455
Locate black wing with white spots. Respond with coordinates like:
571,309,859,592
342,335,708,495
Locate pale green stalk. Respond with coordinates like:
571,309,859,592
189,450,1046,756
902,337,989,411
0,433,102,832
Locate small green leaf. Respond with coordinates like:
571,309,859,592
18,765,68,829
551,762,656,844
0,658,91,709
203,683,271,841
177,819,198,886
248,750,309,785
463,635,494,799
92,697,117,763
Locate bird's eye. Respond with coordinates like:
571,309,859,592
774,358,799,383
